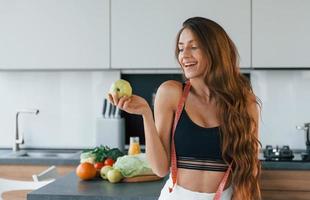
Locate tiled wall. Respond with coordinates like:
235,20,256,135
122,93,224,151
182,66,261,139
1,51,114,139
0,71,120,148
0,70,309,150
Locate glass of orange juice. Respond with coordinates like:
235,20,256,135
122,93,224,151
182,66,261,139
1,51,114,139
128,137,141,155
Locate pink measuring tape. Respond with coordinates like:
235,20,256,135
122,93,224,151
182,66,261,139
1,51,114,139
169,80,232,200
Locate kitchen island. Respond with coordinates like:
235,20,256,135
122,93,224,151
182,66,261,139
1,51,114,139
27,172,167,200
0,148,80,200
27,160,310,200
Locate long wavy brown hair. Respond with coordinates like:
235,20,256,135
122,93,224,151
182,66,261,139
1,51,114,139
175,17,262,200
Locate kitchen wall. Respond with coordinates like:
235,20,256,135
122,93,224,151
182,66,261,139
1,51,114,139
0,70,309,149
252,70,310,149
0,0,309,150
0,70,120,148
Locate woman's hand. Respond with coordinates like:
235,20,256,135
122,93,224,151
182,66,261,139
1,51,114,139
108,93,151,116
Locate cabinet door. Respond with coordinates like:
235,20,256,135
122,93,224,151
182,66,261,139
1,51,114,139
0,0,109,69
261,170,310,200
253,0,310,68
111,0,251,69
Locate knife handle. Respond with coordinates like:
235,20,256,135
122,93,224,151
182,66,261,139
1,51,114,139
102,98,107,117
114,107,120,118
105,102,111,118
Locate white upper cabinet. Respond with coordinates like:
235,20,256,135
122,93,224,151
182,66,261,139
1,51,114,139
0,0,109,69
111,0,251,69
253,0,310,68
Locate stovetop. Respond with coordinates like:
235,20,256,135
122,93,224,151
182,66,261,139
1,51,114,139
261,145,310,162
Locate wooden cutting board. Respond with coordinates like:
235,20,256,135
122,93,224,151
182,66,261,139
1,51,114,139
122,175,163,183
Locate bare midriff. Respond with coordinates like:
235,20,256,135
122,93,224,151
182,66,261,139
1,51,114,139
177,168,230,193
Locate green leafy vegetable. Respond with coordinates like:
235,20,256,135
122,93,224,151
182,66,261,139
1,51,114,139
113,153,154,177
92,145,110,162
81,145,124,162
107,148,124,161
80,151,96,164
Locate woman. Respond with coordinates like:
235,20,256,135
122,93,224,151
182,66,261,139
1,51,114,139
109,17,261,200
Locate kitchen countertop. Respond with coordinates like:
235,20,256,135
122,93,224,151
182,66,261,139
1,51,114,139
28,172,167,200
24,152,310,200
261,160,310,170
0,156,80,165
0,148,80,165
1,148,310,169
27,159,310,200
259,151,310,170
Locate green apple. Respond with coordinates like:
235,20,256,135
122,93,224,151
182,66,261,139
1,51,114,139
107,168,123,183
109,79,132,98
100,166,113,180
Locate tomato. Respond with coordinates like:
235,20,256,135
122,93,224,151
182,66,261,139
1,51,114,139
94,162,105,170
104,158,115,166
76,162,97,180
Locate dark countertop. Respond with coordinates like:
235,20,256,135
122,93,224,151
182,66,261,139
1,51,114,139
25,153,310,200
259,151,310,170
262,161,310,170
28,172,167,200
27,160,310,200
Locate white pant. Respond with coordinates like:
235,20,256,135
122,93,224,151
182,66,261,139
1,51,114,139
158,177,233,200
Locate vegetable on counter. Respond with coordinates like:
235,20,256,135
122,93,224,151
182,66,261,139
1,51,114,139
77,147,156,183
76,145,124,181
94,162,105,170
80,151,96,164
80,145,124,164
113,153,154,178
104,158,115,166
99,153,155,183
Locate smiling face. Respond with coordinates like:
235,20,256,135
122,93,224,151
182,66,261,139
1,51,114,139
177,28,209,80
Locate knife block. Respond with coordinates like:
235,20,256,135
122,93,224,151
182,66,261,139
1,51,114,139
95,117,125,151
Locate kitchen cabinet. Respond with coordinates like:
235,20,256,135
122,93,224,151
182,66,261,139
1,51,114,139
0,0,109,70
252,0,310,68
261,170,310,200
0,164,75,200
111,0,251,69
2,190,30,200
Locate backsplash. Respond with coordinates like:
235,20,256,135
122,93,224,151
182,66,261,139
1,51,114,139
0,70,309,150
0,71,120,148
252,70,310,149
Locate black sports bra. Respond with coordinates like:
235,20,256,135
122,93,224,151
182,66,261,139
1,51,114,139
174,102,229,172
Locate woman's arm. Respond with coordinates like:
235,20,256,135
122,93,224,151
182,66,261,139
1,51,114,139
147,80,182,177
108,80,182,177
